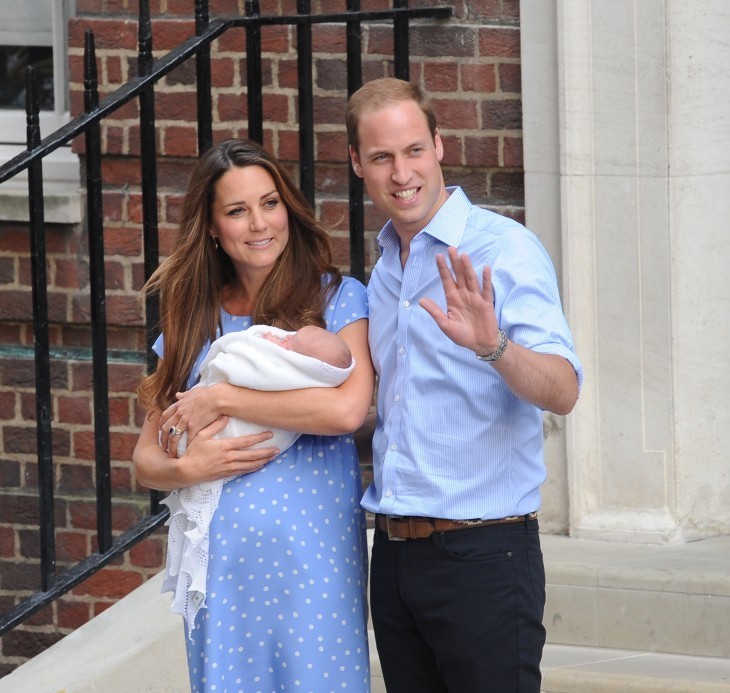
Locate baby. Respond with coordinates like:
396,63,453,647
259,324,352,369
161,323,355,636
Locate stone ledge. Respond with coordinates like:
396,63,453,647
544,534,730,658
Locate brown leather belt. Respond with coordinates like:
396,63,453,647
376,512,538,541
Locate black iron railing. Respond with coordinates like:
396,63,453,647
0,0,452,638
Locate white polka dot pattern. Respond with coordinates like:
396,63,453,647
184,277,371,692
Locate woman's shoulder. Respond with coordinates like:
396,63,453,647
324,274,367,305
323,275,368,331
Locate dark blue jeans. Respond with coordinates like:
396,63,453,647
370,518,546,693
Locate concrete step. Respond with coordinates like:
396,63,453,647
2,533,730,692
543,533,730,658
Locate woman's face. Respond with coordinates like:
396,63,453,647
210,164,290,282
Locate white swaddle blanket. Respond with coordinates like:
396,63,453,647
160,325,354,638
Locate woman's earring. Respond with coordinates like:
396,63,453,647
212,236,219,250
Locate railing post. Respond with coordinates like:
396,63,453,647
195,0,213,155
296,0,315,206
346,0,365,283
245,0,264,144
393,0,410,81
138,0,164,513
26,66,56,592
84,30,113,553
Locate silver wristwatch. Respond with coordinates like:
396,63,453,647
475,328,508,362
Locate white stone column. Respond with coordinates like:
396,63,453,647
521,0,730,542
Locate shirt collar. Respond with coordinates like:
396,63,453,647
376,186,471,252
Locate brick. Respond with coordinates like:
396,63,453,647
217,92,248,122
72,567,143,599
93,600,115,617
0,560,41,591
315,58,348,92
432,98,479,131
110,431,141,462
315,131,347,164
0,459,21,489
0,256,15,284
0,290,32,320
103,227,143,257
410,25,478,58
461,63,497,93
151,20,196,51
490,170,525,204
211,57,236,88
69,19,139,51
108,396,132,427
313,163,349,197
18,529,41,559
101,157,142,187
104,260,127,290
57,599,91,630
104,54,125,85
58,395,93,426
0,391,17,420
481,98,523,131
308,94,345,125
215,26,247,54
110,464,133,493
155,90,199,122
69,500,97,530
54,259,88,290
503,136,523,168
499,62,522,94
56,531,90,563
129,536,164,568
3,427,39,456
311,24,346,54
464,135,500,168
1,627,64,658
72,430,96,462
58,462,94,494
0,526,15,557
424,62,460,93
163,126,200,157
478,26,521,59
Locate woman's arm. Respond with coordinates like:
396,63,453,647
160,319,375,445
132,411,280,492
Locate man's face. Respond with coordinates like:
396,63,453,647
349,100,449,241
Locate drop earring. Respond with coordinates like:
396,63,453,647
212,236,219,250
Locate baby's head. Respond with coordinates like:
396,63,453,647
290,326,352,369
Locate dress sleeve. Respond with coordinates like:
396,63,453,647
323,276,368,333
152,333,164,359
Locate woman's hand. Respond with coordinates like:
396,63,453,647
159,382,230,451
133,412,280,492
179,415,280,485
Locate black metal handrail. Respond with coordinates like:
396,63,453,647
0,0,452,639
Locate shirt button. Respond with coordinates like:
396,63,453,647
390,443,397,451
394,394,400,402
399,347,405,355
402,300,410,308
385,489,393,497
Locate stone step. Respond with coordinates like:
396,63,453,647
3,533,730,691
543,533,730,658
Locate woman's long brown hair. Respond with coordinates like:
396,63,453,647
137,139,342,413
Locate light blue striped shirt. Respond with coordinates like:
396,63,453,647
362,187,583,520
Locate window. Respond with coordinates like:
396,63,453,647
0,0,80,222
0,0,78,187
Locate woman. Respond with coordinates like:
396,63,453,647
133,138,374,692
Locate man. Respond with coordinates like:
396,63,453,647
346,77,583,692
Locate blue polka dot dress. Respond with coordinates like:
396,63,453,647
184,276,371,693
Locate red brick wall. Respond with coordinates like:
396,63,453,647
0,0,522,676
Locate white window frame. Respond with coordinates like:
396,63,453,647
0,0,79,187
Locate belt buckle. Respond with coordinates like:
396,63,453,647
385,515,407,541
